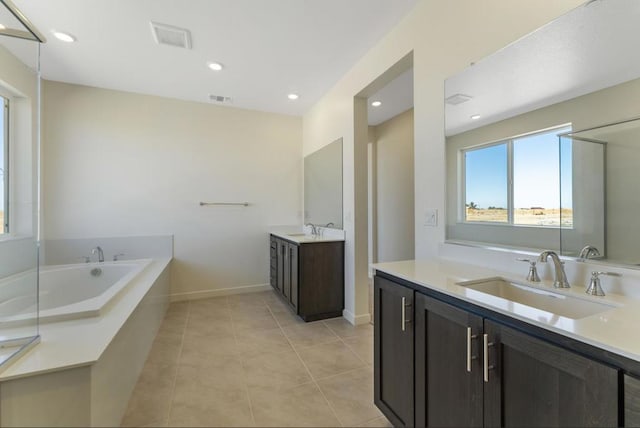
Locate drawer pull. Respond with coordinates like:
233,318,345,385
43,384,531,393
466,327,478,372
401,297,412,331
483,334,495,382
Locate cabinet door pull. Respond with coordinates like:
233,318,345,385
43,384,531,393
401,297,412,331
483,334,495,382
466,327,478,372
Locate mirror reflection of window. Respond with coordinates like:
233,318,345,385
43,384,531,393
464,143,508,223
462,126,571,228
513,126,572,227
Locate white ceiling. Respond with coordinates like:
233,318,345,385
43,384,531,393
6,0,417,116
367,67,413,126
445,0,640,136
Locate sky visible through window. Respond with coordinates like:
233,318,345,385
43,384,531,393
465,144,507,209
465,127,572,226
513,127,572,209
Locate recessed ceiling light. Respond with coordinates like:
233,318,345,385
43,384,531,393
52,30,76,43
207,61,223,71
471,114,481,120
288,93,299,100
371,101,382,107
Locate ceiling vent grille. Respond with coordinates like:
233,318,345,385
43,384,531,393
445,93,473,105
150,22,192,49
209,94,233,104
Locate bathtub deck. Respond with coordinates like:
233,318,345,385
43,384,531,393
0,257,171,380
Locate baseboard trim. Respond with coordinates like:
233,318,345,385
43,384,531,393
342,309,371,326
170,283,272,302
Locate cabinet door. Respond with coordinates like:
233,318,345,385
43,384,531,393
276,239,285,294
289,243,298,310
415,294,483,427
484,320,618,427
374,276,414,427
625,374,640,427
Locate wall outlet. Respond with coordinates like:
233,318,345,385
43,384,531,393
425,209,438,226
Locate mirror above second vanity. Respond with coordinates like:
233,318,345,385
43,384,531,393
304,137,343,229
444,0,640,267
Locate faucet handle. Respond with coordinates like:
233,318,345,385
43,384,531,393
586,271,621,296
77,256,91,263
113,253,125,261
516,258,541,282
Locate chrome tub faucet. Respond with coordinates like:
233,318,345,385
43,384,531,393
91,246,104,263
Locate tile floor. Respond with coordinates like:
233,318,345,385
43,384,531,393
121,289,392,427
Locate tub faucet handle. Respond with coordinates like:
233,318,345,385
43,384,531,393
113,253,125,261
78,256,91,263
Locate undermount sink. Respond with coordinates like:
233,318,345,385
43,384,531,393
287,233,308,237
457,277,617,320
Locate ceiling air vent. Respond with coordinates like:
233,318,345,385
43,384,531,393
209,94,233,104
150,22,192,49
445,93,473,105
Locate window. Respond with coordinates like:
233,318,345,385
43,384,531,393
0,95,7,234
462,126,572,227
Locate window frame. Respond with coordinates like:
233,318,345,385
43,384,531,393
460,124,572,228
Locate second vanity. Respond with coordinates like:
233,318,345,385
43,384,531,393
269,229,344,321
373,259,640,427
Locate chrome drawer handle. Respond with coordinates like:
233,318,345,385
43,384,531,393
483,334,495,382
466,327,478,372
401,297,412,331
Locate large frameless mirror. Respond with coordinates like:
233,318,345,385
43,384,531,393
444,0,640,268
0,0,43,371
304,138,343,229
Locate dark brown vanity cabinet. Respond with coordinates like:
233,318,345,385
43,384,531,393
483,320,618,427
269,234,344,321
626,375,640,427
414,293,484,428
375,273,624,428
374,276,415,427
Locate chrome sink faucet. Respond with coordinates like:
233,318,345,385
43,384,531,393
538,250,570,288
91,246,105,263
578,245,601,261
305,223,317,236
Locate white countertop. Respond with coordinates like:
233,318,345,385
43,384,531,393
269,225,345,244
0,257,172,381
373,259,640,363
270,230,345,244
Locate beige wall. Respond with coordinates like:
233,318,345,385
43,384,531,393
303,0,584,321
42,81,302,298
373,108,414,263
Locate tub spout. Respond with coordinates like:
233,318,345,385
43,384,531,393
91,246,104,263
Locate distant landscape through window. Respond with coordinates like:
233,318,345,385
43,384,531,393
464,126,572,227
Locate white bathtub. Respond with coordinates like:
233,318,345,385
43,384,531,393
0,259,152,326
